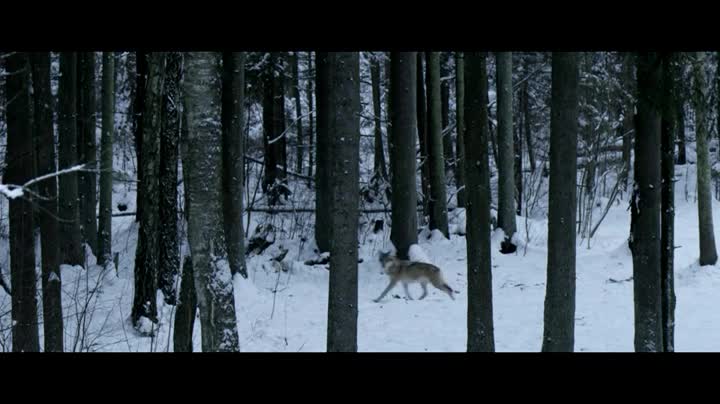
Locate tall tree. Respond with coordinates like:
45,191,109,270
182,52,240,352
630,52,663,352
157,52,182,304
676,93,687,165
314,52,332,253
221,52,247,278
131,52,166,330
455,52,466,208
660,53,677,352
326,52,360,352
542,52,579,352
371,53,388,180
58,52,84,266
291,52,304,174
521,57,536,173
173,256,197,352
98,52,115,268
691,51,718,266
6,52,40,352
77,52,98,255
496,52,517,248
464,52,495,352
425,52,449,237
30,52,63,352
389,52,418,259
261,52,288,204
133,52,148,222
417,53,431,219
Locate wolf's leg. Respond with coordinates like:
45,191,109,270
374,279,398,303
403,282,413,300
419,282,428,300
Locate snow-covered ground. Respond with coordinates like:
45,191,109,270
2,154,719,352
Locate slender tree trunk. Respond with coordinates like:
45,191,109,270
513,115,523,216
542,52,579,352
30,52,63,352
134,52,148,222
98,52,115,268
660,53,677,352
440,52,453,171
77,52,98,256
262,53,288,205
292,52,304,174
522,57,536,173
630,52,663,352
182,52,240,352
314,52,332,253
417,53,431,220
389,52,418,259
6,52,40,352
326,52,360,352
464,52,495,352
221,52,247,278
371,53,388,180
425,52,449,237
455,52,466,208
692,51,718,266
131,52,166,329
496,52,517,244
157,52,182,304
173,255,197,352
676,94,687,165
58,52,84,266
306,52,314,182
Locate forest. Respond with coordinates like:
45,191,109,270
0,51,716,352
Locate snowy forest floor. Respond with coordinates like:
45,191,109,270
2,159,720,352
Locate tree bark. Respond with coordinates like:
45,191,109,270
131,52,166,329
692,51,718,266
98,52,115,268
455,52,466,208
77,52,98,256
464,52,495,352
6,52,40,352
182,52,240,352
389,52,418,259
221,52,247,278
158,52,182,304
542,52,579,352
496,52,517,243
315,52,332,253
425,52,449,237
417,53,431,220
306,52,314,182
371,53,388,180
58,52,84,266
676,92,687,165
173,255,197,352
630,52,663,352
522,57,536,173
133,52,148,222
326,52,360,352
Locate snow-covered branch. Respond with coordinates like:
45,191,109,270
0,164,88,200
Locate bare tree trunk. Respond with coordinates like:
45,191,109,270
6,52,40,352
417,53,431,220
173,256,197,352
371,53,388,180
464,52,495,352
133,52,147,222
306,52,314,182
496,52,517,245
425,52,449,237
314,52,332,253
522,57,536,173
77,52,98,256
98,52,115,268
455,52,466,208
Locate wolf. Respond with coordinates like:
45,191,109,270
373,252,455,302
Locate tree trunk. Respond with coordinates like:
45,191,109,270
262,53,288,205
173,255,197,352
326,52,360,352
522,57,536,173
496,52,517,244
157,52,182,304
6,52,40,352
455,52,466,208
464,52,495,352
371,53,388,180
221,52,247,278
513,115,523,216
131,52,166,329
306,52,314,182
133,52,148,222
676,93,687,165
182,52,240,352
389,52,418,259
315,52,332,253
441,52,453,171
621,52,635,189
58,52,84,266
98,52,115,268
692,51,718,266
630,52,663,352
542,52,579,352
660,53,677,352
77,52,98,256
425,52,449,237
30,52,63,352
292,52,304,174
416,53,431,220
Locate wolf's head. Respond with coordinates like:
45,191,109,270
378,251,394,267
